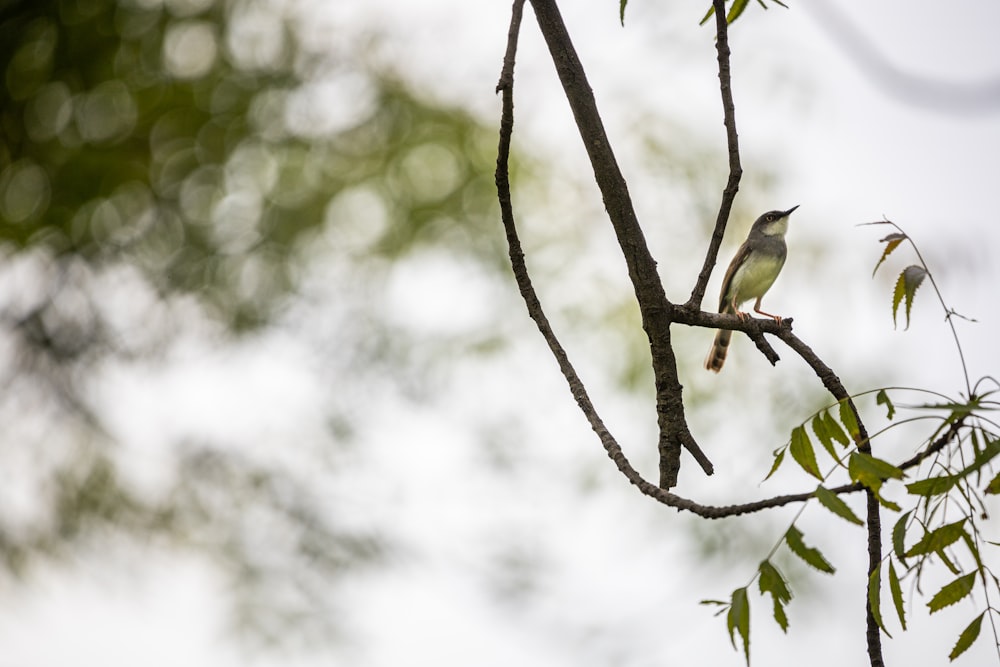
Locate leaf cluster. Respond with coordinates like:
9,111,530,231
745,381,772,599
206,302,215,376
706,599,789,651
705,226,1000,663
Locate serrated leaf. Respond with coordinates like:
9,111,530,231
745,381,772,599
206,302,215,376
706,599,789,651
961,531,984,571
876,494,902,512
868,564,892,637
906,475,957,497
811,413,839,461
949,612,985,661
928,572,976,613
763,447,786,482
785,525,836,574
789,426,822,480
849,452,904,485
891,271,906,329
876,389,895,420
893,511,912,564
892,265,927,330
905,519,968,558
727,587,751,663
872,234,906,277
758,560,792,633
823,410,850,447
985,470,1000,495
937,547,962,576
959,437,1000,481
815,485,864,525
888,560,906,631
838,400,861,442
849,453,903,510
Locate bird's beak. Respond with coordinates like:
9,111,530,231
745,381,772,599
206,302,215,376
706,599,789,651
783,205,800,217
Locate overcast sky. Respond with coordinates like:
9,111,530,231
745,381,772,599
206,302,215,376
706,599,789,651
1,1,999,666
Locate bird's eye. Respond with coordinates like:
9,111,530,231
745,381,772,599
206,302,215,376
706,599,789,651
766,214,775,222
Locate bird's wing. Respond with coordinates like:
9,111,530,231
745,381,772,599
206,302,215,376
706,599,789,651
718,241,752,312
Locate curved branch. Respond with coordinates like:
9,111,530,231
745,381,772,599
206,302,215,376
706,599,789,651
776,328,884,667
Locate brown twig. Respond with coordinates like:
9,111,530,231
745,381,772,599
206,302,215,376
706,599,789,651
527,0,708,487
687,0,743,310
777,329,884,667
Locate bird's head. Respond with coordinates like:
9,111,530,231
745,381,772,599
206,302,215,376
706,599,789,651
752,205,799,236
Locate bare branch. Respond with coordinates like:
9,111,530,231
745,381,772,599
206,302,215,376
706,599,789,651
526,0,706,487
687,0,743,310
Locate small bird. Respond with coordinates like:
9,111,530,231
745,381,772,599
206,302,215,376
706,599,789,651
705,205,799,373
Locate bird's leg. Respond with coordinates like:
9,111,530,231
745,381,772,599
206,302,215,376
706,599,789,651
753,297,783,324
730,296,750,322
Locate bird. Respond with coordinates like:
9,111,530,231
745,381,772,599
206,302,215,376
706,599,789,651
704,205,799,373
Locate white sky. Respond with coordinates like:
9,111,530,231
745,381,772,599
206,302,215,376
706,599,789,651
2,1,1000,666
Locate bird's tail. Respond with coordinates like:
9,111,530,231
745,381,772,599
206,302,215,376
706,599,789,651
705,328,732,373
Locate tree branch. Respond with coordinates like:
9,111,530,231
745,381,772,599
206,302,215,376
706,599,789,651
687,0,743,310
777,328,884,667
526,0,707,487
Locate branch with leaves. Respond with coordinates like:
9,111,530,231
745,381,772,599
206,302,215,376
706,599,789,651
495,1,998,665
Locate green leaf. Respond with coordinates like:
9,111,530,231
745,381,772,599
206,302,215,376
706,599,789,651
937,547,962,576
699,5,715,25
814,485,864,525
928,572,976,613
823,410,850,447
868,564,891,637
905,519,968,558
849,452,904,486
619,0,628,26
847,452,891,491
727,586,751,663
888,560,906,631
763,447,786,482
789,426,822,480
949,612,986,661
892,264,927,330
906,475,957,497
838,400,861,442
986,470,1000,495
726,0,750,23
811,413,839,461
958,437,1000,481
872,233,907,278
876,389,895,420
892,511,911,564
758,560,792,633
876,494,902,513
961,530,984,571
848,453,903,510
785,526,836,574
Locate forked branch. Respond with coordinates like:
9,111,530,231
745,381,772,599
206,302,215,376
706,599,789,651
495,4,887,662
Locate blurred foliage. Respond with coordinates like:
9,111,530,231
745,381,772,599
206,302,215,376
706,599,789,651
0,0,504,331
0,0,506,646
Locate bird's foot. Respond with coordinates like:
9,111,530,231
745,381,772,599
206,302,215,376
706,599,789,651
753,307,783,324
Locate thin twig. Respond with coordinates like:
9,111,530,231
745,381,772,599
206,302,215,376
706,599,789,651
687,0,743,310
